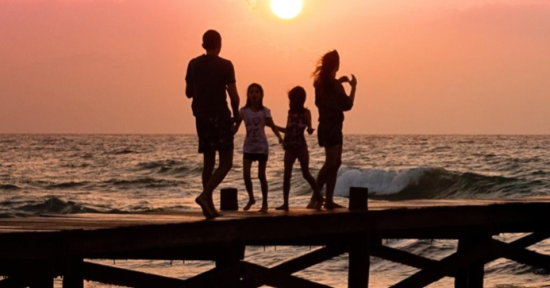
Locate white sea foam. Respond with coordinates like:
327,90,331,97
334,167,429,196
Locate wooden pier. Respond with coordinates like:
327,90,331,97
1,189,550,288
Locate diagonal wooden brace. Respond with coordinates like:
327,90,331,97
241,261,333,288
83,261,241,288
0,277,29,288
241,246,346,288
387,232,550,288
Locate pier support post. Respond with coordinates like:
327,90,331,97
349,233,371,288
348,187,371,288
215,244,245,288
349,187,369,211
63,257,84,288
220,188,239,211
455,234,491,288
29,259,54,288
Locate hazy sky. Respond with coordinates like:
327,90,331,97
1,0,549,134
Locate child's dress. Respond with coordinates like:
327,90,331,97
240,107,271,160
283,110,309,163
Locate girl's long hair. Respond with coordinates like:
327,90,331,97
288,86,307,113
244,83,264,109
313,50,340,86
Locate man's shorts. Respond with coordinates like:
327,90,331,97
195,115,234,153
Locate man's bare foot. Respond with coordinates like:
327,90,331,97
243,199,256,211
207,198,222,218
259,205,268,213
276,204,289,211
212,208,222,218
195,196,216,219
324,201,345,210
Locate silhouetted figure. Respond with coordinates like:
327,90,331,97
185,30,240,219
233,83,283,212
308,50,357,210
276,86,323,211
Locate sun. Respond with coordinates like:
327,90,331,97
271,0,303,19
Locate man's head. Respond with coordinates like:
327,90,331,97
202,30,222,54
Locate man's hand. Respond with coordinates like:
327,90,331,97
307,128,315,135
232,114,242,124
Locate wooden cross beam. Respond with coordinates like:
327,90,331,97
83,262,187,288
241,245,347,288
83,262,241,288
0,277,28,288
388,232,550,288
493,240,550,269
241,262,334,288
371,245,439,272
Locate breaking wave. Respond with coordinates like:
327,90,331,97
334,167,537,200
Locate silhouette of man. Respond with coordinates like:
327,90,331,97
185,30,240,219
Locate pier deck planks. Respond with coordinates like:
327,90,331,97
1,197,550,288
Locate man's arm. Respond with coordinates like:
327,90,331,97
226,83,240,121
185,61,194,99
185,83,194,99
232,110,243,135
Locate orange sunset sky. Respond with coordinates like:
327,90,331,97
1,0,549,134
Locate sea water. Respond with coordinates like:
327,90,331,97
1,134,549,287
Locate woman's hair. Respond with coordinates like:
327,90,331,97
313,50,340,85
244,83,264,109
288,86,307,113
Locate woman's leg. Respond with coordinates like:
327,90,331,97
324,144,343,209
258,159,268,212
277,159,294,211
243,158,255,211
310,145,340,208
300,159,323,210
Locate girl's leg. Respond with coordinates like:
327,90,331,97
300,159,323,210
258,159,268,212
243,158,256,211
277,159,294,211
324,144,343,209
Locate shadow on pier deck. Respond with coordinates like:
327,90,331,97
1,189,550,288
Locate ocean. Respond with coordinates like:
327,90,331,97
1,134,549,287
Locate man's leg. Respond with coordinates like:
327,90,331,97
196,148,234,218
202,149,216,189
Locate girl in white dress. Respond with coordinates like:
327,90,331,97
234,83,283,212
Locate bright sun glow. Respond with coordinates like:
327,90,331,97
271,0,302,19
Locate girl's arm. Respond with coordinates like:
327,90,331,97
266,117,284,144
305,109,315,135
276,125,286,133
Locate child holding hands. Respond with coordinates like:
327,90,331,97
234,83,284,212
276,86,323,211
